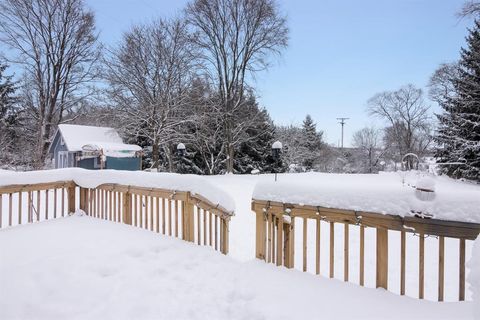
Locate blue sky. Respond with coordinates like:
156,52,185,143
4,0,474,146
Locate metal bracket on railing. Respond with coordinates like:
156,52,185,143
315,207,327,221
401,217,416,233
412,232,436,239
283,204,292,216
262,201,271,220
354,211,363,226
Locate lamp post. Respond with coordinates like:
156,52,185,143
176,143,186,173
176,143,186,157
272,141,282,182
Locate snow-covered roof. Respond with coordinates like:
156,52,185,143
56,124,139,153
82,142,142,157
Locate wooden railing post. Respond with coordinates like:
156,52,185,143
220,218,229,255
253,201,266,260
284,217,295,268
183,193,195,242
376,227,388,289
122,191,132,225
276,215,283,266
79,187,88,214
68,184,76,215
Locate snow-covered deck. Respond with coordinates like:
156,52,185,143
0,215,474,320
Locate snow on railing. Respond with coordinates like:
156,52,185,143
0,169,234,254
251,173,480,302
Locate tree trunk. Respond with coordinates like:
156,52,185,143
152,142,160,171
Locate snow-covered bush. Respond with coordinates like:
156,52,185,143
468,236,480,318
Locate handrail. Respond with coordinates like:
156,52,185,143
0,180,231,255
251,198,480,302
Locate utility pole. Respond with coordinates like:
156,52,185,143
336,117,349,149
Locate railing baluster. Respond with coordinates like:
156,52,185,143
459,238,466,301
45,190,49,220
0,194,2,228
401,230,406,295
113,191,117,222
156,197,160,233
419,233,425,299
209,211,212,246
376,228,388,289
267,213,272,263
61,188,65,217
36,190,40,221
175,200,179,237
162,198,166,234
277,215,283,266
303,217,307,272
27,191,33,223
203,208,207,245
18,191,22,225
150,196,154,231
197,207,201,245
133,193,137,226
344,223,349,282
316,217,320,275
360,225,365,286
215,214,218,251
438,236,445,302
167,198,171,236
272,215,276,262
330,222,334,278
54,189,57,219
8,193,12,226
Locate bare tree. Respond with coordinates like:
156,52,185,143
367,84,432,168
428,62,460,105
185,0,288,173
457,1,480,18
352,127,383,173
0,0,100,168
104,18,197,171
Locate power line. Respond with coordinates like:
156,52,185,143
336,117,349,149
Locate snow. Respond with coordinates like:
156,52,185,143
253,171,480,223
0,213,474,320
82,142,141,158
272,140,282,149
57,124,127,152
469,236,480,318
0,168,235,214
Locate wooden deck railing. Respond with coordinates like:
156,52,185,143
251,199,480,302
0,181,231,254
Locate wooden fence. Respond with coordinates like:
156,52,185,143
252,199,480,302
0,181,231,254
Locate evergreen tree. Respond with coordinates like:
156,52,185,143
234,97,277,174
0,62,20,166
300,114,323,170
435,20,480,181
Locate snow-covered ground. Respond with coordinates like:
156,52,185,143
208,174,476,302
0,171,478,319
0,214,474,320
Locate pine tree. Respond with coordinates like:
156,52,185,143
234,97,277,174
300,114,323,170
435,20,480,181
0,62,19,166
